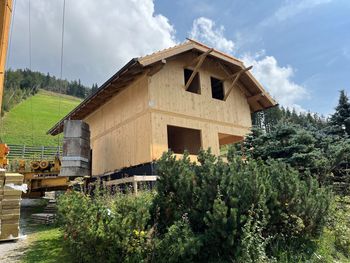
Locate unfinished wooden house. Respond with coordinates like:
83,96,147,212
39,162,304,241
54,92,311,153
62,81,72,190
48,39,277,177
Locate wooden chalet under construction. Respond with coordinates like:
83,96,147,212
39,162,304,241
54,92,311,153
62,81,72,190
48,39,277,177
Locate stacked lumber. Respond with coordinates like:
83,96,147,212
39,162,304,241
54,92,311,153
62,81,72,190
43,200,57,213
31,213,55,224
0,171,24,240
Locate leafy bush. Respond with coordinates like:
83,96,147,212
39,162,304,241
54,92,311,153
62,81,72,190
57,149,333,262
151,149,332,262
331,196,350,256
57,189,154,263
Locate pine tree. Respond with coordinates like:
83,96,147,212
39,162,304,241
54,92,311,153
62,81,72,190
329,90,350,136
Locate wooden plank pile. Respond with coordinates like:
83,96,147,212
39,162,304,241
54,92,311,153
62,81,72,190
0,170,24,240
43,199,57,213
30,213,55,224
31,199,57,224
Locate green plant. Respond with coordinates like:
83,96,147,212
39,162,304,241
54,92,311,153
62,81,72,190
151,149,332,262
57,189,154,263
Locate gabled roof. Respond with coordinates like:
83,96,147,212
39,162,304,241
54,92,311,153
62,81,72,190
48,39,277,135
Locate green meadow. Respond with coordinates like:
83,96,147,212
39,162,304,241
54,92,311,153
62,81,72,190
1,90,81,146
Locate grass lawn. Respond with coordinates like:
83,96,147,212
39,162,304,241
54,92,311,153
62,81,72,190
1,90,81,146
21,226,70,263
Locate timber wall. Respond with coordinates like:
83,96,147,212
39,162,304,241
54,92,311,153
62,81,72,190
149,53,251,159
84,75,151,176
85,53,252,176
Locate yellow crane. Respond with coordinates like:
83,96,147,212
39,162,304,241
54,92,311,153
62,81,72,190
0,0,12,115
0,0,12,167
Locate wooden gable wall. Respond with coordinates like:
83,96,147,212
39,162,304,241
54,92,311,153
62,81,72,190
149,52,252,159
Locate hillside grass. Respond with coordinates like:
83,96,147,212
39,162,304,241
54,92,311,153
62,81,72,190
0,90,81,146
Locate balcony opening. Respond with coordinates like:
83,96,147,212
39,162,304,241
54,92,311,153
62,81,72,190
211,77,224,100
167,125,202,155
184,69,201,94
218,133,243,155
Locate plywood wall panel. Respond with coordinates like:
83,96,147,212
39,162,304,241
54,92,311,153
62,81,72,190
84,75,151,176
151,111,249,160
149,53,252,128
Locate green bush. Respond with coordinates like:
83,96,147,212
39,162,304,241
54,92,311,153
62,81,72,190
151,149,332,262
57,149,334,262
57,189,154,263
331,196,350,256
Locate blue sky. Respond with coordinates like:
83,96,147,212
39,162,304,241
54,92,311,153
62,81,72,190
154,0,350,115
8,0,350,115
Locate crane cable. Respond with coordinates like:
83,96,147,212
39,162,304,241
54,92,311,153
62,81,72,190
57,0,66,156
28,0,35,159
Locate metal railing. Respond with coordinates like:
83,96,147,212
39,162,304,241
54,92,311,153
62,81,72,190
7,144,62,160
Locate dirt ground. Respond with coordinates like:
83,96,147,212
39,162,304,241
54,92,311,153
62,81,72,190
0,236,30,263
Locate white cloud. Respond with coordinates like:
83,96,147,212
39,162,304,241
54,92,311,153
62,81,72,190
189,17,234,53
8,0,176,85
261,0,333,26
241,52,308,111
189,17,307,111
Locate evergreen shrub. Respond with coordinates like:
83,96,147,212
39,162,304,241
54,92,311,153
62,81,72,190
152,149,332,262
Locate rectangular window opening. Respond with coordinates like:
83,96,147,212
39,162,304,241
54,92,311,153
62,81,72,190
218,133,243,155
211,77,224,100
184,69,201,94
167,125,202,155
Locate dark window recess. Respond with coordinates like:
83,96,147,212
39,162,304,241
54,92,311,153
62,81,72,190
184,69,201,94
211,77,224,100
167,125,202,155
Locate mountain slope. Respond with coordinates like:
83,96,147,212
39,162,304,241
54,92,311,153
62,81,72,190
0,90,81,146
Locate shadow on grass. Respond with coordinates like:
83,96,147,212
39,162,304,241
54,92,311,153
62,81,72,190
21,226,71,263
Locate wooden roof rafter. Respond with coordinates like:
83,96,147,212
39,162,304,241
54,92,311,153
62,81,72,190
184,48,213,91
217,62,266,111
223,66,253,101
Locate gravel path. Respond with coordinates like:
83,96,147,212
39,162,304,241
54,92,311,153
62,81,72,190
0,236,30,263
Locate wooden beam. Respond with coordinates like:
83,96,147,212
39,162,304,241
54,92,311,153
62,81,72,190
147,59,166,76
247,93,265,103
184,48,214,91
222,65,253,82
223,66,253,101
217,63,251,96
104,175,158,187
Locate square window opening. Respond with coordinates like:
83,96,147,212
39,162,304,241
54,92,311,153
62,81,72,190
167,125,202,155
211,77,224,100
184,69,201,94
218,133,243,155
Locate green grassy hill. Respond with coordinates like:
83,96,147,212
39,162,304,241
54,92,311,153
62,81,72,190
0,90,81,146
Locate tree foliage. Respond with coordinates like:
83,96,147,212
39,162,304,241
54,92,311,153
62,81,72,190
249,91,350,193
329,90,350,136
151,150,331,262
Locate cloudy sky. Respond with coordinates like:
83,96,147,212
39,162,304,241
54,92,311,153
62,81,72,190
7,0,350,115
